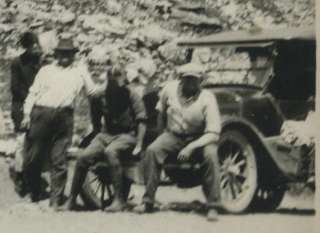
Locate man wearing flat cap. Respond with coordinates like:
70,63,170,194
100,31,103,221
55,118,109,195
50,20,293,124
21,36,106,209
134,65,222,221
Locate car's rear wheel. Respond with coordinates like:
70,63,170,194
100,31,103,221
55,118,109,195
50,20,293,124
218,130,258,213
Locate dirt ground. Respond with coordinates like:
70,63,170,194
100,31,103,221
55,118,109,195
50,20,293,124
0,158,315,233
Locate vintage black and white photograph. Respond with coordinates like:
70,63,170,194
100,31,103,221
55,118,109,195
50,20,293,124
0,0,317,232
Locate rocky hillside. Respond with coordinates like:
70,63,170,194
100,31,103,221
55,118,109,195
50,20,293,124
0,0,315,140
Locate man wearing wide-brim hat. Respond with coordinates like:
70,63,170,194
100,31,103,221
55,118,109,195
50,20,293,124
134,64,222,221
20,36,106,210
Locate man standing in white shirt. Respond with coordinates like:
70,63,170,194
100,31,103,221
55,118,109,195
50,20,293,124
21,37,105,209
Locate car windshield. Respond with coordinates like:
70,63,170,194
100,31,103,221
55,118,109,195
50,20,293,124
192,48,273,88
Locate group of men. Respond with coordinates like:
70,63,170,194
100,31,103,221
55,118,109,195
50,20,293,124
10,31,222,221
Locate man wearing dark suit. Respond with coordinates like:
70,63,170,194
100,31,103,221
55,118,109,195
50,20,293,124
11,32,42,132
9,32,42,196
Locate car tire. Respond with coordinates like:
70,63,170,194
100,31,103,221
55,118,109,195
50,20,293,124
218,130,258,213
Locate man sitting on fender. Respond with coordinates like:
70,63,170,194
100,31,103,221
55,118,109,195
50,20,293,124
134,69,222,221
63,66,147,212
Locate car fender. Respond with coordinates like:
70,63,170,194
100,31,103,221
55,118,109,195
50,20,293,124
220,116,297,181
222,116,302,181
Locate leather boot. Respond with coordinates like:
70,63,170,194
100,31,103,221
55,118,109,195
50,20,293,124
133,202,155,214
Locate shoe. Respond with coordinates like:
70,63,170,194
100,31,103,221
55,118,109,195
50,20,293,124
104,200,127,213
207,209,218,222
14,177,28,197
8,168,28,197
54,198,77,212
132,203,155,214
30,193,41,203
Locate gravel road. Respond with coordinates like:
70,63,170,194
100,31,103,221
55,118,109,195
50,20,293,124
0,158,315,233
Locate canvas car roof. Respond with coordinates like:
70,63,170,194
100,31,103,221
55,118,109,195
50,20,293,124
178,26,315,48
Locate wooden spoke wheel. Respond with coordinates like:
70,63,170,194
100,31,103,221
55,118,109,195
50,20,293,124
80,168,114,210
218,130,258,213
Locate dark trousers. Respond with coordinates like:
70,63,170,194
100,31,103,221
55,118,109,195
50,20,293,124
11,101,24,132
69,133,136,202
23,105,73,204
142,132,221,208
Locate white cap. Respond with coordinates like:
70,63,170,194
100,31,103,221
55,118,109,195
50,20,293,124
177,63,204,79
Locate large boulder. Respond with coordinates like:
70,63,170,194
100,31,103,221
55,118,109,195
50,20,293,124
0,24,14,34
126,57,157,84
105,0,122,15
57,10,76,24
130,24,177,47
158,39,188,65
81,14,127,36
87,45,111,64
171,8,221,29
176,1,206,14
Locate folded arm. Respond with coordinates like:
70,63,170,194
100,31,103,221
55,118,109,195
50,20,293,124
186,132,220,150
179,92,221,160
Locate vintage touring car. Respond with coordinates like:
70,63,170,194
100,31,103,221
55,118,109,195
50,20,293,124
79,26,315,214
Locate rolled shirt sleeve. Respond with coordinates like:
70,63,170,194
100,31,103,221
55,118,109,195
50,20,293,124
155,84,169,113
81,64,106,97
129,88,147,122
203,92,221,135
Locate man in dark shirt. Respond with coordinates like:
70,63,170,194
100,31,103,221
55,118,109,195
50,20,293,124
11,32,42,132
63,66,147,212
9,31,42,197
